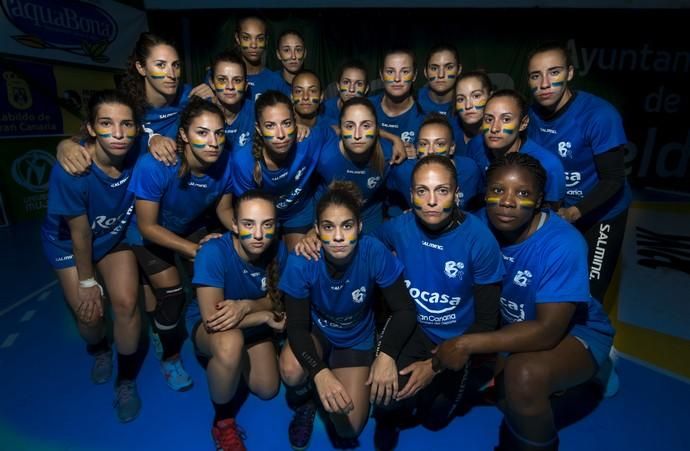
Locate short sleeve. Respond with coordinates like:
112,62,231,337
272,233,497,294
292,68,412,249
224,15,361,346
369,215,399,250
585,101,627,155
230,145,258,196
369,238,404,288
47,165,87,217
129,155,169,202
469,218,505,285
192,240,226,288
456,157,482,207
536,233,590,304
542,154,566,203
278,253,312,299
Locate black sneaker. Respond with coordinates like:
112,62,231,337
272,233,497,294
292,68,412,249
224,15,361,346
288,401,317,450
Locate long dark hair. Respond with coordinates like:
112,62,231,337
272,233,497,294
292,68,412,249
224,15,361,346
339,97,385,175
232,189,283,313
176,98,225,178
120,32,178,115
251,90,295,186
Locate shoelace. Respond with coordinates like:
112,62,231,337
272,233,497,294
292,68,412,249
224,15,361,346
94,352,111,370
217,421,246,450
115,382,134,406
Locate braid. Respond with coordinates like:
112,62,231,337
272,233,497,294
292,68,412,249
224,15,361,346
266,255,283,313
486,152,547,197
251,131,264,186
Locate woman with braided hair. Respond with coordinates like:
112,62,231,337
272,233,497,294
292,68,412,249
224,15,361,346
191,190,287,451
127,98,234,391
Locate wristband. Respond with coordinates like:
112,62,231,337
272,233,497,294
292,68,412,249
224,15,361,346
148,132,161,146
79,278,104,296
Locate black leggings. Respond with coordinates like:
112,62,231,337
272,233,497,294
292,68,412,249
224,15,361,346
579,210,628,303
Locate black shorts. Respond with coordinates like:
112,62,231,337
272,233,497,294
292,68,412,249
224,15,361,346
311,325,374,369
132,228,209,277
191,320,276,361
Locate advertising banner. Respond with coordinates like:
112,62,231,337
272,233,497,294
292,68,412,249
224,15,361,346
0,0,147,69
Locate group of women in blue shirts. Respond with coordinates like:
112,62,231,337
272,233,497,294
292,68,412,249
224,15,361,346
44,17,629,451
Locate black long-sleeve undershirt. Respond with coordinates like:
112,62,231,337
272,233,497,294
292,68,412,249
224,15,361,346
575,145,627,219
464,283,501,335
377,275,417,359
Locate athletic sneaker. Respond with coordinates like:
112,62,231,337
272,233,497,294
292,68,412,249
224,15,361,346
212,418,246,451
113,380,141,423
160,355,193,391
288,401,317,450
594,354,620,398
91,350,113,384
374,421,399,451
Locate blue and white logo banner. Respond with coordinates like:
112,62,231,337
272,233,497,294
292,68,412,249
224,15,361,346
1,0,147,69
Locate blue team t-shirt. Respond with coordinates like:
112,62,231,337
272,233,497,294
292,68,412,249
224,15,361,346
232,126,328,223
370,93,425,144
193,233,288,301
224,98,255,149
466,135,566,204
41,160,135,263
316,133,394,231
128,151,233,236
279,236,403,348
247,69,289,101
477,210,614,337
528,91,631,220
418,85,453,117
322,97,341,124
139,83,193,156
371,212,505,344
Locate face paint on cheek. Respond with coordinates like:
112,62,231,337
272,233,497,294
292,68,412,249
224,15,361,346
474,98,487,110
125,129,137,141
441,198,454,213
264,226,275,240
346,231,357,245
550,72,566,88
518,199,536,209
530,85,539,94
456,102,465,113
412,196,424,210
310,97,320,105
235,83,245,94
364,130,375,140
213,81,227,93
417,145,429,157
149,71,166,79
262,130,276,141
239,229,253,240
502,123,517,135
190,139,207,149
402,73,414,84
291,95,300,105
433,146,449,156
481,123,491,134
446,71,457,80
383,74,396,84
218,135,226,146
286,126,296,139
485,196,500,206
318,231,332,244
94,127,111,138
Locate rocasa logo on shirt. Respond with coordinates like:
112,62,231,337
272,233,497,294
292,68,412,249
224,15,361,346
404,279,461,314
512,270,532,287
239,132,250,146
444,261,464,279
500,296,525,323
91,205,132,234
367,176,381,189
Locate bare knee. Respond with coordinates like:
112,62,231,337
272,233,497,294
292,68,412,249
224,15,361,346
503,356,551,416
279,350,307,387
110,292,138,320
211,330,245,369
252,379,280,400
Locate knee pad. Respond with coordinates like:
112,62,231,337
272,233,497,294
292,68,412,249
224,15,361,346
153,285,186,330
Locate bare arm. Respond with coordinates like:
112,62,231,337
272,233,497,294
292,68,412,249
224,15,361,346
66,214,103,323
135,199,199,259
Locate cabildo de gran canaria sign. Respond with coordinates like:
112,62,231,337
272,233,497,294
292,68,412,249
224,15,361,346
0,0,147,69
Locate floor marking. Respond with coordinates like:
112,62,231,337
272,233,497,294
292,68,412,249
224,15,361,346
1,333,18,349
20,310,36,322
37,290,51,302
0,280,58,317
619,352,690,386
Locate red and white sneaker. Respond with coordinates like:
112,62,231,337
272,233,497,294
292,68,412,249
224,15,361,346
212,418,246,451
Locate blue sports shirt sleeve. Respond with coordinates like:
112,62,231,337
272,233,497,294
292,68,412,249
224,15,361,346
469,220,505,284
278,253,311,299
129,155,168,202
370,238,404,288
192,239,226,289
585,104,627,155
48,166,87,217
536,237,590,303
